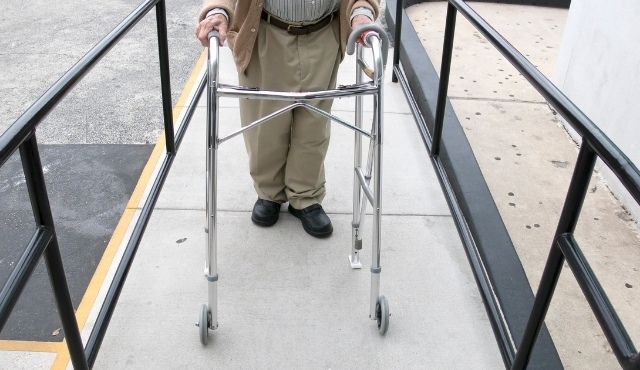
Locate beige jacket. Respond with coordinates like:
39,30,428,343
198,0,379,73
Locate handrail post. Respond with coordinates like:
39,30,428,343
19,133,89,370
431,2,457,157
156,0,175,154
391,0,403,83
511,141,597,370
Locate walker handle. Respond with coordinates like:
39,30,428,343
207,31,220,87
346,24,389,67
208,30,220,46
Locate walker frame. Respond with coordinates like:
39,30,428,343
198,25,390,345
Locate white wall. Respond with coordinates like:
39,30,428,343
553,0,640,221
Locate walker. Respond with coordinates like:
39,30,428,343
198,24,390,345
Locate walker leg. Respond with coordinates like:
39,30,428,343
350,128,363,269
200,47,219,344
368,49,388,335
368,135,381,321
350,45,365,269
350,133,375,270
205,79,219,333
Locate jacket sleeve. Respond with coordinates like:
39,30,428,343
198,0,236,23
348,0,380,20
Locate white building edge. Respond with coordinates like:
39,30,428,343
553,0,640,222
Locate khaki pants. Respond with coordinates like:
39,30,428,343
239,17,341,210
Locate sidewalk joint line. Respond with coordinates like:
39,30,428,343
449,96,548,105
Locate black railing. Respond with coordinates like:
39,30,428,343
0,0,204,368
390,0,640,369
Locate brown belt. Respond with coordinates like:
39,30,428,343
260,10,335,35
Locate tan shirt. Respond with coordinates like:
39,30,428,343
198,0,379,74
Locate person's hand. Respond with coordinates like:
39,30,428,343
195,14,228,47
351,14,377,46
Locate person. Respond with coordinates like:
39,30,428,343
195,0,379,238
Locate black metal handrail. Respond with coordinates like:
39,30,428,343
0,0,204,368
391,0,640,369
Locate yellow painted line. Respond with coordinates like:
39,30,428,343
0,51,211,370
0,340,63,353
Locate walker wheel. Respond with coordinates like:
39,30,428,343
376,296,390,335
199,304,210,345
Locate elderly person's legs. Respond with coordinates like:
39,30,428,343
239,18,340,237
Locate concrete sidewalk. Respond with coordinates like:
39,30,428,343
84,44,504,368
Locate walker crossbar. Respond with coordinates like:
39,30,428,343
197,24,391,345
218,101,373,145
216,82,378,100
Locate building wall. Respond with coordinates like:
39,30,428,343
553,0,640,221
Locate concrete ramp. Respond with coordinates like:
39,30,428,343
90,47,503,369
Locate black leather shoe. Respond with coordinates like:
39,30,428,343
288,204,333,238
251,199,281,227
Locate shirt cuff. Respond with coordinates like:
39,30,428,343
350,7,374,23
206,8,229,21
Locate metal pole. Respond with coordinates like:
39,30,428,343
19,134,89,370
391,0,403,83
432,2,457,157
369,37,384,319
156,0,175,154
350,45,364,269
512,142,597,369
206,34,221,330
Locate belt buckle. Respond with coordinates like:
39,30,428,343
286,24,307,33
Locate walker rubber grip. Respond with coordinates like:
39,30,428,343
346,24,389,67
